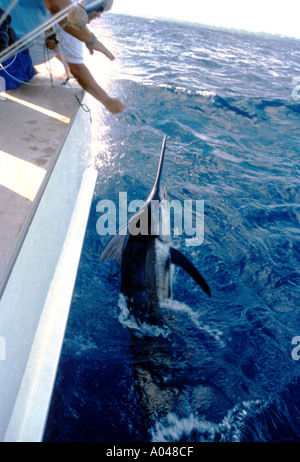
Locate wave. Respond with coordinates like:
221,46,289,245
43,14,300,442
150,376,300,442
150,401,262,442
119,78,300,129
160,299,225,347
117,291,225,347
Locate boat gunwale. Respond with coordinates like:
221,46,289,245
0,86,85,301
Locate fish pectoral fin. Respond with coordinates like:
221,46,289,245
170,247,211,297
100,234,128,267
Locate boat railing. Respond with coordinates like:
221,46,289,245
0,0,20,26
0,0,80,64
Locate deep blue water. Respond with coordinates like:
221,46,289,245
44,15,300,442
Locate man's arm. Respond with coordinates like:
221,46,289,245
68,62,126,114
43,0,73,22
43,1,126,114
43,0,109,52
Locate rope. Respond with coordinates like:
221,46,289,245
0,2,92,121
0,1,80,64
0,44,92,122
0,56,45,87
0,41,55,88
0,54,92,122
0,53,17,70
0,0,20,26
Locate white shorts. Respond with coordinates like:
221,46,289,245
56,28,84,64
28,27,84,66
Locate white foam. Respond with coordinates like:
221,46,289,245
117,294,171,338
160,299,225,347
151,398,264,442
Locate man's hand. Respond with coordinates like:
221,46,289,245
45,32,58,51
103,96,126,114
87,39,115,61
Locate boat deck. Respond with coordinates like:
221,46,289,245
0,61,83,296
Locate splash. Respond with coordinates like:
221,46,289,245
150,399,263,442
160,299,225,347
117,294,171,338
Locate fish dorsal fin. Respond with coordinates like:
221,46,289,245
100,233,128,267
170,247,211,297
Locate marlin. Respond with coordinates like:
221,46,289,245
100,136,211,326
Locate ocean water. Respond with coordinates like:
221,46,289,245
43,15,300,442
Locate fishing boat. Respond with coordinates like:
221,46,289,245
0,1,101,441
